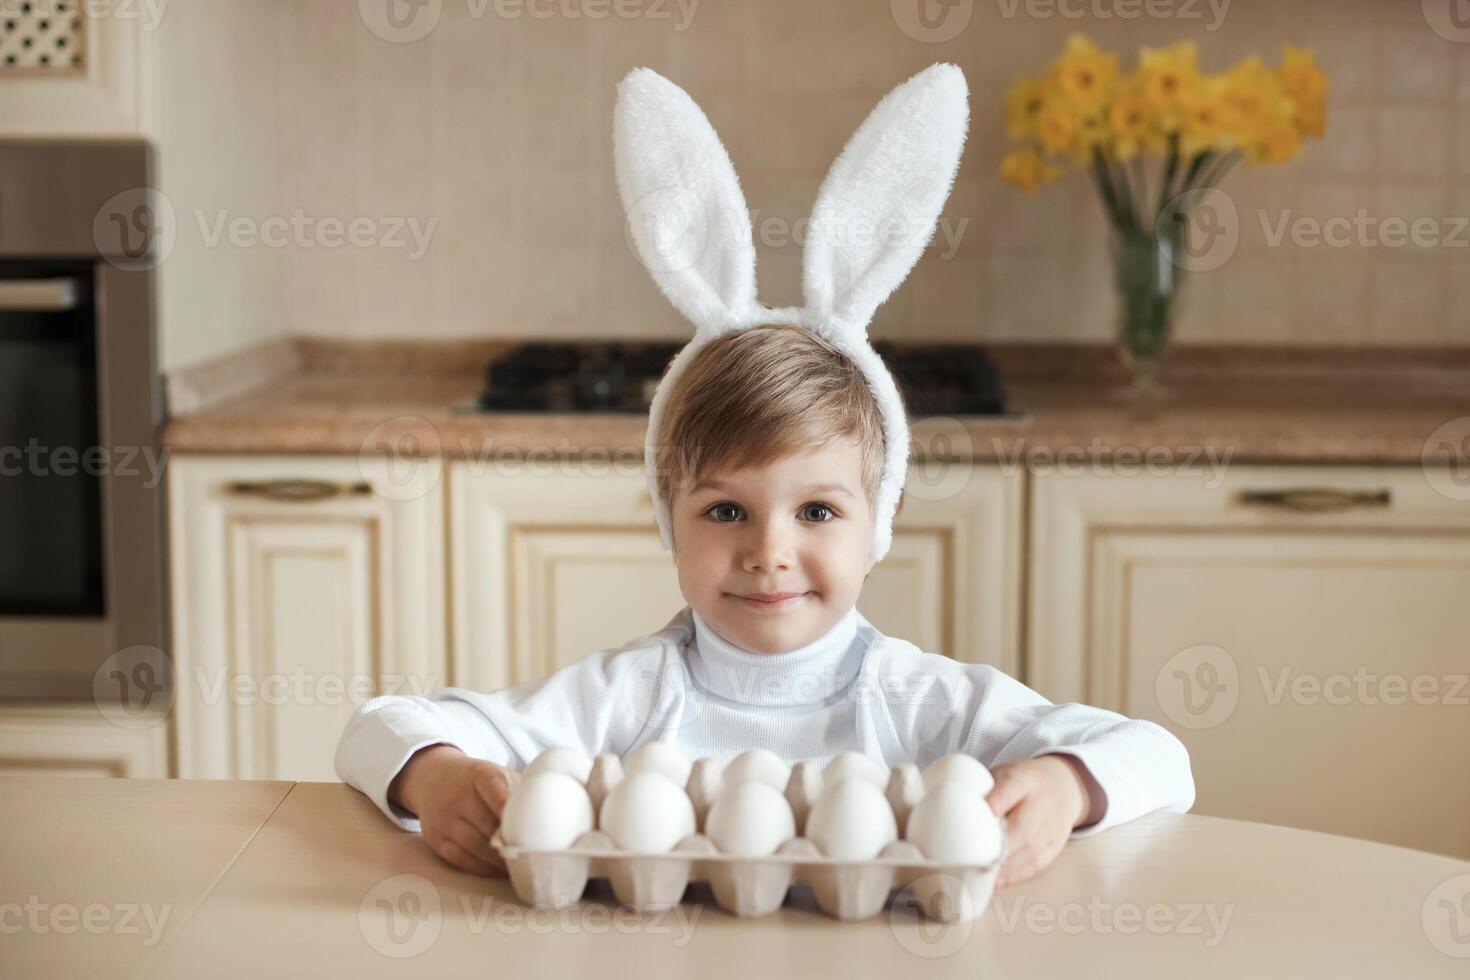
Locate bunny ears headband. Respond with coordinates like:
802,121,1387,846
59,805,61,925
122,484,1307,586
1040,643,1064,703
614,64,970,563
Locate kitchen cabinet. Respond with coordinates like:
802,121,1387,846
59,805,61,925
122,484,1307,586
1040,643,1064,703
0,704,168,778
448,461,1023,691
0,11,153,136
167,456,447,780
1028,465,1470,858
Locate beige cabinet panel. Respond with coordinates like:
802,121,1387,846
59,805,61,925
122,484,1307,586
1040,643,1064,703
1029,465,1470,858
0,13,152,135
861,463,1023,670
169,456,447,780
0,704,168,778
450,462,1022,691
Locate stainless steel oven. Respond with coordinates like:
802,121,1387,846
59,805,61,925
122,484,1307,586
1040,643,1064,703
0,139,165,700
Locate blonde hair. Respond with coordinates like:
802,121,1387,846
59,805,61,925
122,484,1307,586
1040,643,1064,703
653,326,898,517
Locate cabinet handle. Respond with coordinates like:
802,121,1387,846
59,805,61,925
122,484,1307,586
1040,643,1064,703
0,278,78,312
225,479,372,502
1236,487,1391,513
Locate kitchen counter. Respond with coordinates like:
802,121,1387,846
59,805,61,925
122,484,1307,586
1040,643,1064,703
162,339,1470,465
5,775,1468,978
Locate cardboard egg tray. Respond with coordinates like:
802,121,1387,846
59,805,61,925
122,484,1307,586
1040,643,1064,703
490,759,1007,922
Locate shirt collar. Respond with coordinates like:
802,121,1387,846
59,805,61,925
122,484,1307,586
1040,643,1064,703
686,606,867,707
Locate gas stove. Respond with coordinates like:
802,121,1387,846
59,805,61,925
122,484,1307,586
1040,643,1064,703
470,341,1013,417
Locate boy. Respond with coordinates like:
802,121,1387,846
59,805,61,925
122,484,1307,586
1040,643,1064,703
336,325,1196,887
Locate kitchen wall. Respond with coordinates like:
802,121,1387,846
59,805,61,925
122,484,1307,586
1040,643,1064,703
153,0,290,372
0,0,292,373
159,0,1470,369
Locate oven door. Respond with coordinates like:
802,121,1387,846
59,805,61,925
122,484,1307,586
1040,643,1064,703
0,259,164,699
0,261,105,618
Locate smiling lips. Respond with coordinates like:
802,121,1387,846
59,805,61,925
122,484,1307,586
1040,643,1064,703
732,591,809,610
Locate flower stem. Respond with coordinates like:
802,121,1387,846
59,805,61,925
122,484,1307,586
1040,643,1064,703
1091,149,1129,229
1157,135,1180,214
1196,149,1240,188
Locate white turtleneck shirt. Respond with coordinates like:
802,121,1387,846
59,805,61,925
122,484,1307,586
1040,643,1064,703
335,605,1195,836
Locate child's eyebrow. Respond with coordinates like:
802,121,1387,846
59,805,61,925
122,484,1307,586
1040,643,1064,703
691,479,855,497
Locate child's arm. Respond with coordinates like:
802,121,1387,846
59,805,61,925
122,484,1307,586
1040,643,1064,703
872,646,1195,882
334,636,682,832
387,743,519,875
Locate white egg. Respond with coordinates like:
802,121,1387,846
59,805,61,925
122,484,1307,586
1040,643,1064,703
905,781,1004,865
524,746,593,784
722,749,791,791
598,772,696,852
623,742,692,787
704,781,796,857
921,753,995,798
822,751,889,789
500,772,594,850
805,778,898,860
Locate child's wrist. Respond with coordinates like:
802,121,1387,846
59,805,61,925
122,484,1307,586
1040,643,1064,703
390,743,462,815
1043,753,1101,829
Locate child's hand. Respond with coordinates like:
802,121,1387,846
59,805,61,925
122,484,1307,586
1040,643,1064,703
984,754,1098,887
389,745,521,876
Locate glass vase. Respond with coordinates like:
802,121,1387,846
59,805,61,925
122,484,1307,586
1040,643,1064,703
1111,226,1180,401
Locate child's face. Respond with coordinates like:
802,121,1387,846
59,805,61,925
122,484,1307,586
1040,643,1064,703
670,439,877,654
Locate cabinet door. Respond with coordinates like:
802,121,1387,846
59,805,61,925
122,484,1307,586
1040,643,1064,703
169,456,446,780
0,704,168,778
449,461,1022,691
1029,465,1470,858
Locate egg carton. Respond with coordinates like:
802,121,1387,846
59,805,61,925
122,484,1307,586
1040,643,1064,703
491,756,1007,922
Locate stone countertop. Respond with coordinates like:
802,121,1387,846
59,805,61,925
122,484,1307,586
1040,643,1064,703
161,339,1470,466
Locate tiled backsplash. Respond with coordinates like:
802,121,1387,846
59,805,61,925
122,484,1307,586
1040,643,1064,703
256,0,1469,346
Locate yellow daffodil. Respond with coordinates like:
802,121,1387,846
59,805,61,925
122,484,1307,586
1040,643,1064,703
1107,85,1155,160
1050,33,1118,110
1036,100,1082,156
1219,56,1298,162
996,37,1326,200
1258,123,1302,164
1004,75,1048,140
1000,148,1064,195
1279,44,1328,138
1138,41,1200,130
1071,110,1110,165
1220,58,1271,133
1178,77,1230,158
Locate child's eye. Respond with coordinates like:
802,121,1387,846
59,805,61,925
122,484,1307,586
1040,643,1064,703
801,502,837,523
702,502,838,524
705,502,744,523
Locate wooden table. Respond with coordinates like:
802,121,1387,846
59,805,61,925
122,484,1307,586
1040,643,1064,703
5,776,1469,978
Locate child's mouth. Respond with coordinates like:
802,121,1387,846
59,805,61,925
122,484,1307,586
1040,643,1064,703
730,591,809,610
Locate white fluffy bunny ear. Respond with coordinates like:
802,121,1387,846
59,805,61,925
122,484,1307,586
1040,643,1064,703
614,68,758,336
803,63,969,335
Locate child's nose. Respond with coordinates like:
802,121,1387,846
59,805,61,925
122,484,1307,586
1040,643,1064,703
741,519,794,572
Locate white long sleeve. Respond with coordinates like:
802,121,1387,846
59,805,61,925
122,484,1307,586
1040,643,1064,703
861,639,1195,837
335,606,1194,836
